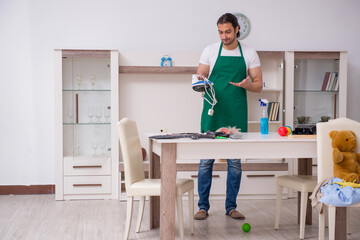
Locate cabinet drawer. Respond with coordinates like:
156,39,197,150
177,171,227,195
64,176,111,195
239,171,288,195
178,170,288,197
64,157,111,176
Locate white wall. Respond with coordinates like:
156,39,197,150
1,0,360,185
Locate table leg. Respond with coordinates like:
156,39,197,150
160,143,177,240
297,158,312,225
149,151,160,229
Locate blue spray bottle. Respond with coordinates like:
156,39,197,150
259,99,269,135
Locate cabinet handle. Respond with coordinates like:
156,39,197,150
73,165,102,169
73,184,102,187
247,174,275,178
191,174,220,178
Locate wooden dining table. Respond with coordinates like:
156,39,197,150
147,132,346,239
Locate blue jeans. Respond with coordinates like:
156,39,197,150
197,159,242,213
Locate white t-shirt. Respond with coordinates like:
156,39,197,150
199,41,261,77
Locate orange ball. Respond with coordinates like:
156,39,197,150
285,126,292,136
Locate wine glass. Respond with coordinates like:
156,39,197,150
95,106,102,123
91,141,98,156
104,106,110,123
100,141,106,156
74,141,80,157
76,73,82,90
87,106,94,123
66,108,73,123
90,74,96,90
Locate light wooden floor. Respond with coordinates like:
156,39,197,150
1,195,360,240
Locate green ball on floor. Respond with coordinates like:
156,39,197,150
242,223,251,232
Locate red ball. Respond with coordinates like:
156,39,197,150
278,126,288,136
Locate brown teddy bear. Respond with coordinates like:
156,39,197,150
329,130,360,182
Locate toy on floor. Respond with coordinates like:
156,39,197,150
242,223,251,232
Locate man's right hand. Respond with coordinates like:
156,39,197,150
197,63,210,80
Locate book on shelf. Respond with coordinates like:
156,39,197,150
325,72,333,91
267,101,279,121
269,102,274,121
321,72,339,91
331,72,338,91
275,102,280,121
321,72,331,91
273,102,280,121
329,72,337,91
334,74,339,91
267,102,273,120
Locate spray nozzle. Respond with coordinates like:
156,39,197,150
259,99,269,107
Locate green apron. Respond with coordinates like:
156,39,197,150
201,41,248,132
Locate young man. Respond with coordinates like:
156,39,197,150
194,13,263,220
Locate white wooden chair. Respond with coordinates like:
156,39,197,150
275,175,317,239
317,118,360,240
117,118,194,240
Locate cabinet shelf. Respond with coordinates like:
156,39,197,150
294,121,324,125
64,155,110,160
262,88,283,92
248,121,282,124
63,123,111,125
294,90,338,93
119,66,197,74
63,89,111,92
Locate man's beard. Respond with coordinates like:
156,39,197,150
222,36,236,46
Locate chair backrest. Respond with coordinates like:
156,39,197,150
316,118,360,183
117,118,145,189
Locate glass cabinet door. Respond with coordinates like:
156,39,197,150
285,51,347,131
62,55,111,159
293,58,339,127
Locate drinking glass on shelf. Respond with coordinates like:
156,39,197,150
91,141,98,156
104,106,111,123
100,141,106,156
95,106,102,123
76,73,82,90
90,74,96,90
74,141,80,157
87,106,94,123
66,108,73,123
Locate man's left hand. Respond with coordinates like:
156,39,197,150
229,76,250,88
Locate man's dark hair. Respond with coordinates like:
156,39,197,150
217,13,240,38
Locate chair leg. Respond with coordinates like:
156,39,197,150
346,207,351,235
188,189,194,235
319,210,326,240
328,205,336,240
299,192,308,239
124,196,134,240
325,205,328,227
176,195,184,240
136,196,145,233
274,185,283,229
